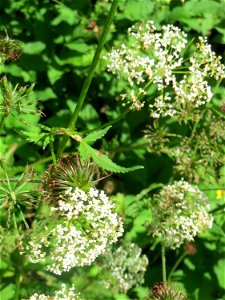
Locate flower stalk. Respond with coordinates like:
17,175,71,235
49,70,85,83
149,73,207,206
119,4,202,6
161,242,167,283
57,0,120,156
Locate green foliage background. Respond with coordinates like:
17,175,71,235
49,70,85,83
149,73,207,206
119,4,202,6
0,0,225,299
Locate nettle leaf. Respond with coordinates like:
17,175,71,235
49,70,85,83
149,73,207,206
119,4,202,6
79,141,143,173
17,125,53,149
83,126,112,143
18,130,51,149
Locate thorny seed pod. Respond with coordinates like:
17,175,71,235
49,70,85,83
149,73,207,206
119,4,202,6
146,281,188,300
42,154,104,203
0,32,22,63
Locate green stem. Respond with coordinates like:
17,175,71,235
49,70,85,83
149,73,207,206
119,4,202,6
0,116,6,134
161,242,167,283
57,0,119,156
14,254,24,300
168,252,187,281
82,107,130,134
209,203,225,214
14,271,21,300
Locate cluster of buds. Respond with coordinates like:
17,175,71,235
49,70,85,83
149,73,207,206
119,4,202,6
147,179,213,249
22,155,123,275
104,20,225,118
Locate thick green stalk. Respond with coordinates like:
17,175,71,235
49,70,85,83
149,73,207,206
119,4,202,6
57,0,120,156
161,242,167,283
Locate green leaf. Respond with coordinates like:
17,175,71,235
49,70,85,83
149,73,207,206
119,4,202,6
60,48,95,67
79,141,143,173
214,258,225,289
83,126,111,143
51,5,79,26
22,41,46,54
35,88,57,102
47,67,63,85
122,0,154,21
0,283,15,300
66,42,89,53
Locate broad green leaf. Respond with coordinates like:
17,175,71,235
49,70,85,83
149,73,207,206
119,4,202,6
35,88,57,102
83,126,111,143
61,48,95,67
214,258,225,289
23,41,46,54
66,42,89,53
78,103,101,129
51,5,79,26
47,67,63,85
122,0,154,21
79,142,143,173
0,284,15,300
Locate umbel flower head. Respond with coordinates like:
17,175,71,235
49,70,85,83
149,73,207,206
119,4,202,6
104,20,225,118
101,241,148,293
146,281,188,300
23,155,123,275
147,180,213,249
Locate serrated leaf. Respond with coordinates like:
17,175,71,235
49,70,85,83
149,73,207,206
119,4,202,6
83,126,112,143
17,129,51,149
43,136,51,149
79,142,143,173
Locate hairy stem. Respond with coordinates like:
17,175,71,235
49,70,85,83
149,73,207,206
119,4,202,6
57,0,119,156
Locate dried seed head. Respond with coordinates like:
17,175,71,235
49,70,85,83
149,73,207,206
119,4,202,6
42,154,102,203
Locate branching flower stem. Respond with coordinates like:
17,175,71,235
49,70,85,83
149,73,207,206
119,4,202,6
168,252,187,281
57,0,120,156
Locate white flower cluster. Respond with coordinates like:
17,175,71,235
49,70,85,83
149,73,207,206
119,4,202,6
104,21,225,117
24,187,123,275
102,242,148,293
23,284,82,300
149,180,213,249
